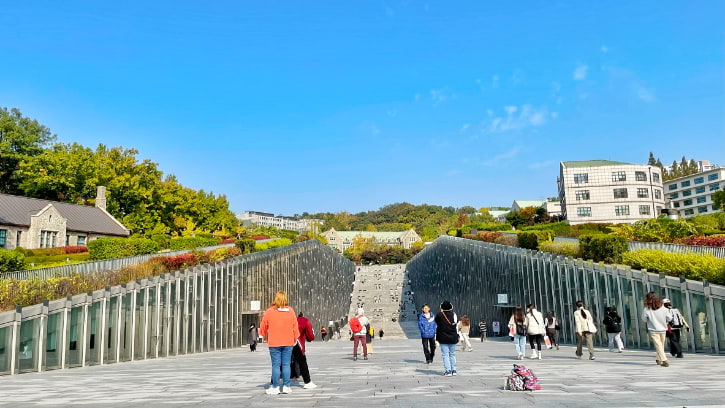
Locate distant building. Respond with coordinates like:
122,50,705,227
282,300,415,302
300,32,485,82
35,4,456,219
487,210,510,223
509,200,562,219
320,228,422,253
557,160,665,225
0,186,130,250
236,211,323,233
664,165,724,218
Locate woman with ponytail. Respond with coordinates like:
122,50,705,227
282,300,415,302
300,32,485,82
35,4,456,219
574,300,597,360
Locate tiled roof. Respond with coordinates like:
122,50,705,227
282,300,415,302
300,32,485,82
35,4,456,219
561,160,632,168
0,193,129,236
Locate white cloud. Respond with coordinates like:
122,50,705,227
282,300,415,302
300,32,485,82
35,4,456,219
529,160,558,170
429,87,456,104
481,147,522,166
485,105,550,133
511,69,523,85
486,109,494,117
601,45,609,53
491,75,500,88
446,169,462,176
460,123,471,132
573,64,589,81
636,86,656,102
359,121,380,136
551,112,559,119
603,65,658,103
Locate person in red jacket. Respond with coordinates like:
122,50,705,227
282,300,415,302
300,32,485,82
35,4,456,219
291,312,317,389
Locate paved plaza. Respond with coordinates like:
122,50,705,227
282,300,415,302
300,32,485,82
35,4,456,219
2,338,725,407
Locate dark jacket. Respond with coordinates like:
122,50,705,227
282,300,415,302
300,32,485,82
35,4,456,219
603,311,622,334
435,310,459,344
418,312,437,338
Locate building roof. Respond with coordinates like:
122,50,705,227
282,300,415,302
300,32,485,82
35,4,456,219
487,210,510,218
561,160,632,168
513,200,545,209
324,229,414,241
0,193,129,236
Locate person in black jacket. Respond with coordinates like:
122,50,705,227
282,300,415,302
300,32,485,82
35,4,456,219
435,300,459,377
603,306,624,352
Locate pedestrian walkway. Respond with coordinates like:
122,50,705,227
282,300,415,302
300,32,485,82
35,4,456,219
3,337,724,407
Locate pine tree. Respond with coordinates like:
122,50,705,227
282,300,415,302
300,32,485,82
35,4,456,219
689,159,699,174
671,160,680,178
648,152,657,166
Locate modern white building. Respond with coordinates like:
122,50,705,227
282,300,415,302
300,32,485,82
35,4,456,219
320,228,422,253
664,166,724,218
236,211,323,233
558,160,666,225
510,200,562,219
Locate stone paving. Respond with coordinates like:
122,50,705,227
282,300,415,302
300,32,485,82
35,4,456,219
3,337,725,407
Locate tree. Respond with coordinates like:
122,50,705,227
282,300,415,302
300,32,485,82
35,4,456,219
713,190,725,210
0,108,56,194
648,152,657,166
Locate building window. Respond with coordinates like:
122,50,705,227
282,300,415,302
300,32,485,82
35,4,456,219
635,171,647,181
65,235,70,246
78,236,86,246
16,231,21,248
668,184,677,191
654,189,662,199
575,190,590,200
694,177,704,184
708,173,719,181
696,196,706,204
698,206,708,214
574,173,589,184
695,186,705,194
681,180,691,187
577,207,592,217
670,192,678,199
673,202,680,208
0,229,6,249
682,190,692,197
40,230,58,248
613,188,628,199
639,205,651,215
637,188,649,198
683,199,693,206
710,183,720,191
612,171,626,182
684,209,694,216
653,173,660,183
615,205,630,216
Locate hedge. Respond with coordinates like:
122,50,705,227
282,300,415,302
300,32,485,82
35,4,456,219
168,236,220,251
255,238,292,251
579,234,628,263
0,250,26,272
26,253,91,268
235,238,257,254
150,234,172,250
539,242,580,258
494,235,518,247
518,231,553,250
622,250,725,285
88,237,160,260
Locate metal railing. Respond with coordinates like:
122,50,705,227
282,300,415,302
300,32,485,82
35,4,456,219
4,244,237,280
0,240,355,375
407,236,725,354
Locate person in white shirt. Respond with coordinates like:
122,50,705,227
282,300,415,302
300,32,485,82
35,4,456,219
574,300,597,360
642,292,673,367
525,304,546,359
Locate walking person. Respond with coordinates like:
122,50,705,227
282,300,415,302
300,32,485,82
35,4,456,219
350,308,369,361
664,298,689,358
259,291,300,395
508,305,527,360
479,319,487,342
574,300,597,360
291,312,317,389
545,312,559,350
525,304,545,359
435,300,459,376
365,323,374,355
642,292,673,367
603,306,624,353
249,324,258,352
418,304,437,364
493,320,501,337
320,326,327,342
457,315,473,352
379,328,385,339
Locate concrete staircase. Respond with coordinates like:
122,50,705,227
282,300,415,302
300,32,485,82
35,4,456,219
347,264,419,339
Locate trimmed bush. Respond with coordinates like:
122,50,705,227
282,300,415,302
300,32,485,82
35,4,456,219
0,249,26,272
539,242,580,258
88,237,160,260
150,234,172,250
494,235,518,247
521,222,573,237
255,238,292,251
25,253,91,268
622,250,725,285
518,231,554,250
579,234,628,263
168,236,220,251
235,238,257,254
674,235,725,247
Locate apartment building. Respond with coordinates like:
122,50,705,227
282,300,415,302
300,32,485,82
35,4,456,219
321,228,422,253
665,166,724,218
236,211,323,232
558,160,665,225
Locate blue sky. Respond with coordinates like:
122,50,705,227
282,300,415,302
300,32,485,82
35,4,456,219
1,1,723,215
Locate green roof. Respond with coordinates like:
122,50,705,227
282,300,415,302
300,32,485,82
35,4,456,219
562,160,632,168
513,200,545,208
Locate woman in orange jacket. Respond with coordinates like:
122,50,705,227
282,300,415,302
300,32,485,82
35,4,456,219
259,291,300,395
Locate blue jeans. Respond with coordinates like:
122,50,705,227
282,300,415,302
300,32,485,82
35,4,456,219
514,334,526,354
269,346,293,388
440,343,457,372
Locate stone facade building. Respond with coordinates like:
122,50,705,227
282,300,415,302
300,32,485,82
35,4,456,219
320,228,422,253
0,186,130,250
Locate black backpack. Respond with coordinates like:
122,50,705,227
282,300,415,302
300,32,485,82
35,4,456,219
606,313,621,332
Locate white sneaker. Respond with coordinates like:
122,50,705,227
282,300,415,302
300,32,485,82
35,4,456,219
538,353,542,360
303,382,318,389
517,353,523,360
281,386,291,394
265,386,280,395
529,352,538,359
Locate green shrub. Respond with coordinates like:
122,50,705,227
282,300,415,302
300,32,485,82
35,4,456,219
622,250,725,285
25,253,91,268
464,223,513,232
255,238,292,251
88,237,160,260
539,242,580,258
518,231,554,250
168,236,220,251
579,234,628,263
195,232,214,239
494,235,518,247
0,249,26,272
521,222,572,237
150,234,172,250
235,238,257,254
